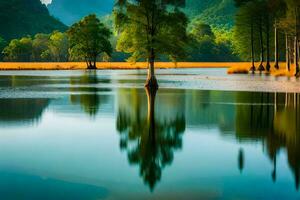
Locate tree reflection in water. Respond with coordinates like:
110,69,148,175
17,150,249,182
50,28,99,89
116,88,186,191
70,71,110,117
235,92,300,189
116,89,300,191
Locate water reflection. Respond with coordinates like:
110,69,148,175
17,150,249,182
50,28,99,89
116,89,300,191
234,93,300,189
0,99,49,127
69,71,110,117
116,88,186,190
1,71,300,196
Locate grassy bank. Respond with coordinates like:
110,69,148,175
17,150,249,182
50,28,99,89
0,62,255,70
227,62,297,76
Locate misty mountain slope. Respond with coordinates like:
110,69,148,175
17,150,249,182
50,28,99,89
0,0,67,40
47,0,113,25
47,0,235,26
186,0,236,27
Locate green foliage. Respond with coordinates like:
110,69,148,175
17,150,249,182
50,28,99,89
187,20,238,61
3,37,33,62
114,0,189,63
46,31,69,62
0,0,67,40
32,34,50,61
232,0,289,62
48,0,113,25
185,0,236,28
3,31,69,62
68,14,113,69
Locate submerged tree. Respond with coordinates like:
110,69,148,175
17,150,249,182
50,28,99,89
114,0,189,89
68,14,112,69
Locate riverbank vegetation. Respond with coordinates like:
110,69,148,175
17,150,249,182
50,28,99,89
232,0,300,76
0,0,299,80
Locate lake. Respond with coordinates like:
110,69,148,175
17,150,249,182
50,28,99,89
0,69,300,200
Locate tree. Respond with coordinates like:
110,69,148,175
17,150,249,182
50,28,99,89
32,33,50,61
3,37,33,62
46,31,69,62
190,21,215,39
188,20,238,62
270,0,286,70
233,0,259,72
114,0,189,89
67,14,112,69
278,0,300,75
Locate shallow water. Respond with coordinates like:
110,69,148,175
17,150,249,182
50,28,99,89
0,69,300,200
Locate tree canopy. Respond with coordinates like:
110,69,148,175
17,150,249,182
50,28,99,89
114,0,189,88
68,14,113,69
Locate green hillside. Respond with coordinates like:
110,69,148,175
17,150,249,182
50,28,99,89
186,0,236,27
46,0,236,27
0,0,67,40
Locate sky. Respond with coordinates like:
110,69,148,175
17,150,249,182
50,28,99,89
41,0,52,5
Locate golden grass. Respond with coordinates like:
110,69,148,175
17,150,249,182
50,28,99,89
227,62,297,77
0,61,296,79
227,66,249,74
271,69,295,77
0,62,254,70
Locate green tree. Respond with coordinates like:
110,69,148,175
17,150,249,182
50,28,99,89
3,37,33,62
284,0,300,75
32,33,50,61
46,31,69,62
114,0,189,89
234,0,260,71
188,21,238,61
68,14,112,69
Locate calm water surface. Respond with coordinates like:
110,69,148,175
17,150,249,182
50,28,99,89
0,69,300,200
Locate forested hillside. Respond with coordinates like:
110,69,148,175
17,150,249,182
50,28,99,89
0,0,67,40
47,0,113,25
47,0,235,27
186,0,236,27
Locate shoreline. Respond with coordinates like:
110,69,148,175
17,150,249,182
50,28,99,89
0,62,277,70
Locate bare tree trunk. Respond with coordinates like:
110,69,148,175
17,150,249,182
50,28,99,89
250,21,256,73
295,7,299,76
286,34,291,71
274,20,280,70
266,15,271,72
295,35,299,76
145,48,158,89
258,19,265,71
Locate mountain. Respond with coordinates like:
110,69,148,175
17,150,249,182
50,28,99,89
186,0,236,27
47,0,113,25
0,0,67,40
47,0,235,27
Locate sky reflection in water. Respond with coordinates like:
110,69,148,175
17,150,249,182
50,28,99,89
0,70,299,199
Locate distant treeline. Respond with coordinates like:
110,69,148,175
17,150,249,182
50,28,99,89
4,0,298,65
0,16,238,63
